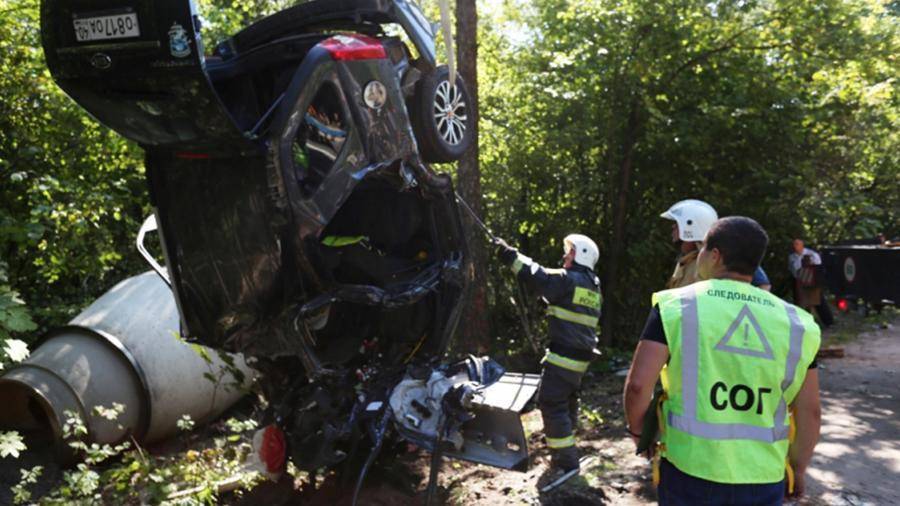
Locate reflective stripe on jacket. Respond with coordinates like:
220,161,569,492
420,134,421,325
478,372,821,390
511,253,601,355
653,279,821,484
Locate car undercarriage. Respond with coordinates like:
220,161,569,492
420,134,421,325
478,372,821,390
40,0,538,499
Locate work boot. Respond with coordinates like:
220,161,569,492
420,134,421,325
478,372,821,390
536,462,580,492
551,446,580,472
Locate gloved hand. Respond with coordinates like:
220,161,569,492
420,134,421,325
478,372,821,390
494,238,518,266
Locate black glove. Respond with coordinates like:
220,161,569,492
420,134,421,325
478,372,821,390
494,238,518,266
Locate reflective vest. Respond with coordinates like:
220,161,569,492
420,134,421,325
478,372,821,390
654,279,820,484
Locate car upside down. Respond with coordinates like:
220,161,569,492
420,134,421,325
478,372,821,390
41,0,538,496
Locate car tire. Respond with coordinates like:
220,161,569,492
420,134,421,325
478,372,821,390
409,65,473,163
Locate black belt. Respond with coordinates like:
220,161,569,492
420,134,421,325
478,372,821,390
549,342,595,362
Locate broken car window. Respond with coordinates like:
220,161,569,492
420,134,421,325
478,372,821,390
293,82,348,195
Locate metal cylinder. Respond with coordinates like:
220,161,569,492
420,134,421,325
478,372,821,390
0,272,254,455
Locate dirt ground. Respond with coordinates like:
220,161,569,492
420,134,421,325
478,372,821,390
330,311,900,506
798,317,900,506
3,312,898,505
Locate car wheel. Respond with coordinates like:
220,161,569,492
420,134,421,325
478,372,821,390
409,65,473,163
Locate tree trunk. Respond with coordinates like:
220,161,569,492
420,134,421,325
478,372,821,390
454,0,490,353
600,100,641,347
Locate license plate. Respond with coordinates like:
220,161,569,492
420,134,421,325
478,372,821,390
73,10,140,42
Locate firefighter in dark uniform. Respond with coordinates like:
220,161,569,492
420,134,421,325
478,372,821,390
496,233,601,474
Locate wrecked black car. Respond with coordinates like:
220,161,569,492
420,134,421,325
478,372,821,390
41,0,537,491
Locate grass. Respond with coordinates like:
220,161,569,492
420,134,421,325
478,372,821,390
820,303,898,347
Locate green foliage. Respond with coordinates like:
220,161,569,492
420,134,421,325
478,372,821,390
178,414,197,432
0,430,27,458
0,0,149,333
61,410,88,440
0,261,35,369
0,0,894,500
195,0,295,51
11,465,43,505
0,289,36,336
225,417,259,434
2,0,898,487
477,0,899,347
92,402,126,422
0,2,271,503
53,463,101,503
1,338,29,373
31,408,259,504
579,406,605,429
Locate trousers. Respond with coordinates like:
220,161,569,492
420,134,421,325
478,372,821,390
538,362,583,470
658,458,784,506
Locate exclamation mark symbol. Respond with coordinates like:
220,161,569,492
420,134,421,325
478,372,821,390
743,323,750,346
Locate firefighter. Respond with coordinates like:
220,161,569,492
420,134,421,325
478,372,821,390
660,199,718,288
495,234,601,476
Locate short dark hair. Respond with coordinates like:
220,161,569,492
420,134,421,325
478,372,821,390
705,217,768,276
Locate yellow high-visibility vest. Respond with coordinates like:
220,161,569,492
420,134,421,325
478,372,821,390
653,279,820,484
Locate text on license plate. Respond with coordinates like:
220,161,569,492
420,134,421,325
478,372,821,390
73,12,140,42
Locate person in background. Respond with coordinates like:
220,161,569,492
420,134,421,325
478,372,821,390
789,239,834,326
660,200,719,289
753,266,772,291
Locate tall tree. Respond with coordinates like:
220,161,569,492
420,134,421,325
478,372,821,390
478,0,899,350
454,0,491,352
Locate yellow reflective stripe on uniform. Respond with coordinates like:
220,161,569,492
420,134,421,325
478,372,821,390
545,351,590,373
547,305,599,328
546,434,576,449
572,286,601,309
321,235,367,247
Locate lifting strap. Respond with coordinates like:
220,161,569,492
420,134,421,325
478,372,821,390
786,408,797,495
652,392,668,487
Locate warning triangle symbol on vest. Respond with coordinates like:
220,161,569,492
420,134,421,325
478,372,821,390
714,304,775,360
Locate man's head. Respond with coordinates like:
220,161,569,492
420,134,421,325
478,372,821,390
563,234,599,270
792,239,805,255
698,217,769,280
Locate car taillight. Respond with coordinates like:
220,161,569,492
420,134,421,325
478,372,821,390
837,298,849,311
253,424,286,475
319,34,386,61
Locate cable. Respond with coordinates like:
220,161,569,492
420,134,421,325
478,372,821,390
454,192,542,354
454,191,496,242
423,415,450,506
351,407,393,506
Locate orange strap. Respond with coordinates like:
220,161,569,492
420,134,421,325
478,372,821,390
785,408,797,495
651,392,668,487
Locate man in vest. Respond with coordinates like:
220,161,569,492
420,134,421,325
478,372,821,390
623,217,821,505
660,199,719,288
495,234,602,477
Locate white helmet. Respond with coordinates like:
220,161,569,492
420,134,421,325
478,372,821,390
660,199,718,242
564,234,599,270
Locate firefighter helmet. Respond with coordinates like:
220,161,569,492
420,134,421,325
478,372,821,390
660,199,718,242
564,234,599,270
